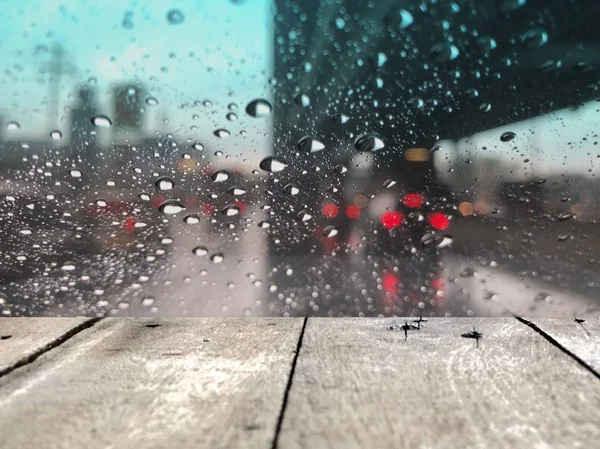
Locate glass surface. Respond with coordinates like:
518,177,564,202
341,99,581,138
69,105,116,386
1,0,599,316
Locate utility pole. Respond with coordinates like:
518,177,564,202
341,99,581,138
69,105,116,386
40,43,77,134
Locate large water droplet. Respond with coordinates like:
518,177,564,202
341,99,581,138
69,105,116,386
211,170,230,182
323,226,338,238
431,42,460,62
69,169,83,178
246,99,273,118
184,214,200,224
158,199,185,215
297,136,325,153
258,221,271,229
283,183,300,196
222,204,240,216
354,133,385,152
139,193,151,201
192,142,204,151
260,156,288,173
193,246,208,256
60,262,76,272
226,112,238,121
500,131,516,142
211,253,224,263
6,121,20,130
166,8,185,25
383,179,397,189
213,129,230,138
50,130,62,140
155,176,175,191
297,210,313,222
521,29,548,48
91,115,112,128
146,97,159,106
227,186,246,195
294,93,310,107
398,9,414,28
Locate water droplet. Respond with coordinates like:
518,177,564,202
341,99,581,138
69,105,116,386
499,0,527,12
60,262,76,272
227,186,246,195
258,221,271,229
521,29,548,48
297,210,313,222
354,133,385,152
407,97,424,109
19,228,33,235
431,42,460,62
323,226,338,238
155,176,175,191
158,199,185,215
141,297,155,307
421,233,453,248
383,179,397,189
283,183,300,196
139,193,151,201
335,17,346,29
246,99,273,117
213,129,230,138
294,93,310,107
192,142,204,151
6,121,20,130
398,9,414,28
161,237,174,245
91,115,112,128
184,214,200,224
226,112,238,121
211,253,224,263
50,130,62,140
95,199,107,207
106,180,116,187
193,246,208,256
182,153,192,160
146,97,159,106
500,131,515,142
166,8,185,25
222,205,240,216
260,156,288,173
335,164,348,174
297,136,325,153
479,103,492,112
557,234,571,242
211,170,230,182
558,212,575,221
69,169,83,178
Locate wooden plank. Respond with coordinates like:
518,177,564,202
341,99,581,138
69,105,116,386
524,317,600,374
0,318,302,449
279,318,600,449
0,318,92,376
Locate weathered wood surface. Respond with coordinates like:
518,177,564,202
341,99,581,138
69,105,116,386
0,318,91,376
0,318,304,449
526,317,600,373
278,318,600,449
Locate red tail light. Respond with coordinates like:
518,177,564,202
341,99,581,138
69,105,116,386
382,272,400,294
345,205,360,219
402,193,424,209
380,210,404,229
151,195,165,210
234,200,247,214
123,217,136,232
322,203,339,218
428,212,449,230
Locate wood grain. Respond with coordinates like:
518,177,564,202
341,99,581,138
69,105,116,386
0,318,303,449
526,317,600,374
278,318,600,449
0,318,91,376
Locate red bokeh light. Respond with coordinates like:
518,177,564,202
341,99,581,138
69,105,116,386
382,272,400,294
380,210,404,229
234,200,247,214
322,203,339,218
428,212,449,230
402,193,424,209
123,217,136,233
345,205,360,219
150,195,165,210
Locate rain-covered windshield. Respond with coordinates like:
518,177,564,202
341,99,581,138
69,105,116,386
1,0,599,317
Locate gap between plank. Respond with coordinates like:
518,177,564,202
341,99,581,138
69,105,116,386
270,316,308,449
516,317,600,381
0,317,102,379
